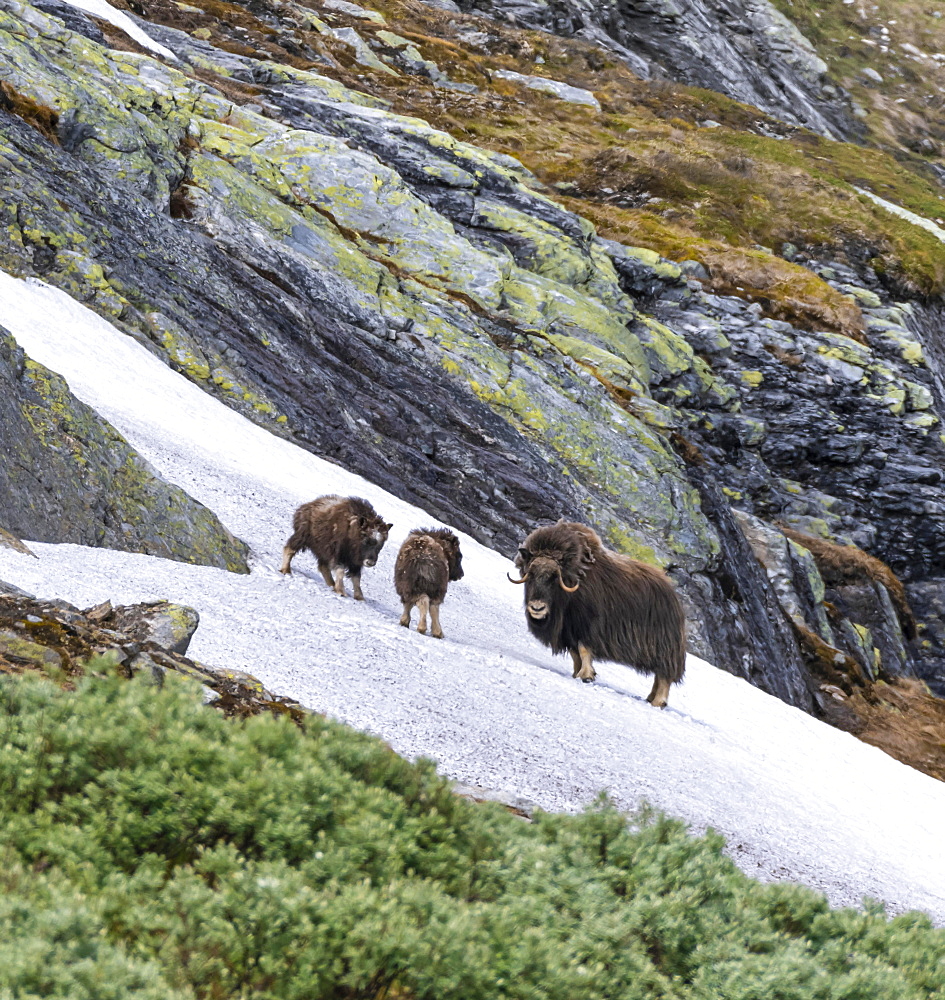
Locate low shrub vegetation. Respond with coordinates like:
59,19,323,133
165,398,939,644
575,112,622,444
2,666,945,998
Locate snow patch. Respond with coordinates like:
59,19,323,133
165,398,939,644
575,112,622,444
62,0,177,60
855,185,945,242
1,270,945,921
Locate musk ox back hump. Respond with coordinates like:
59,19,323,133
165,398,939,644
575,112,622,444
395,530,451,605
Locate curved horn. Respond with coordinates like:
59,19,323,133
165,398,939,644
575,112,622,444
507,571,529,584
557,567,580,593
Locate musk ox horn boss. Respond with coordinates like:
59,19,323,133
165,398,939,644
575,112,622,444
510,521,686,707
395,528,464,639
280,495,392,600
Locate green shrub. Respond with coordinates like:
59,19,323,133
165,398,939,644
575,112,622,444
1,667,944,998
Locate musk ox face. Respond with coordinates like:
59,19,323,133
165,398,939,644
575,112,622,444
358,519,392,567
513,545,582,621
445,537,464,582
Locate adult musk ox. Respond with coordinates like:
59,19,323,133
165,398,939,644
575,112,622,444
509,521,686,707
395,528,464,638
280,495,392,600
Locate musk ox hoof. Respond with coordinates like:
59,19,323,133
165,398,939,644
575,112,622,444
581,676,595,684
432,631,443,639
399,619,410,629
279,567,291,576
353,593,365,602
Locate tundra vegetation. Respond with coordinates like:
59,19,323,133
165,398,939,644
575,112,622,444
2,667,945,999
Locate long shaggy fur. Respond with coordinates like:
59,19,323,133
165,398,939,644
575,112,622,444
395,528,463,638
280,495,391,598
515,521,686,690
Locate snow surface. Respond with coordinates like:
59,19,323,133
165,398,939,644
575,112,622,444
2,270,945,921
62,0,177,60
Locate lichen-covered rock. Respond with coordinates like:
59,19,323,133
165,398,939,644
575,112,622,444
95,600,201,655
0,591,305,719
0,327,249,572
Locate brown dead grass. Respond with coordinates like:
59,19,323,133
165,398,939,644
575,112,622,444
0,81,59,143
788,608,945,783
566,203,867,340
848,678,945,783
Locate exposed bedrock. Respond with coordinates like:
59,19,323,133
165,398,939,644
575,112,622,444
456,0,858,138
0,0,942,715
0,328,249,573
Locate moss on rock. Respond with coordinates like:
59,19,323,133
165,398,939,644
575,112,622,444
0,328,249,573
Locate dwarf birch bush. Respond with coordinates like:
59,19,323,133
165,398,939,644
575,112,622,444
2,667,945,999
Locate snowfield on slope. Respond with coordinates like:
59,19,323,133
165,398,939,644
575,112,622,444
1,270,944,921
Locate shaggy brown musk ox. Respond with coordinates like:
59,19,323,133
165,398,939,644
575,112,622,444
509,521,686,706
280,495,392,600
395,528,464,638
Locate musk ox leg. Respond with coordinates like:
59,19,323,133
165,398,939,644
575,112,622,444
576,644,596,683
647,676,671,709
317,560,335,589
332,566,347,597
570,649,581,678
399,600,415,629
429,601,444,640
416,594,430,635
350,572,365,602
280,545,297,575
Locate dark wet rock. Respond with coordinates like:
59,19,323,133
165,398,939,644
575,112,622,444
458,0,859,138
0,328,250,573
30,0,106,42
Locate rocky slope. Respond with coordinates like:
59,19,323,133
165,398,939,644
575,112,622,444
0,326,248,571
4,0,945,743
457,0,858,139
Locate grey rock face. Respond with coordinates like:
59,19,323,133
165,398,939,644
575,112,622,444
459,0,858,137
492,68,600,107
0,528,35,558
0,328,250,573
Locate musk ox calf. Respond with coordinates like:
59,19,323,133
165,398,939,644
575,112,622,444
509,521,686,707
280,495,392,600
395,528,464,639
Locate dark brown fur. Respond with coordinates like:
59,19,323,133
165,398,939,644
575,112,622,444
512,522,686,706
779,526,916,640
395,528,463,638
280,495,391,600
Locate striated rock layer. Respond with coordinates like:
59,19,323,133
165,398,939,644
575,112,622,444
458,0,858,138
